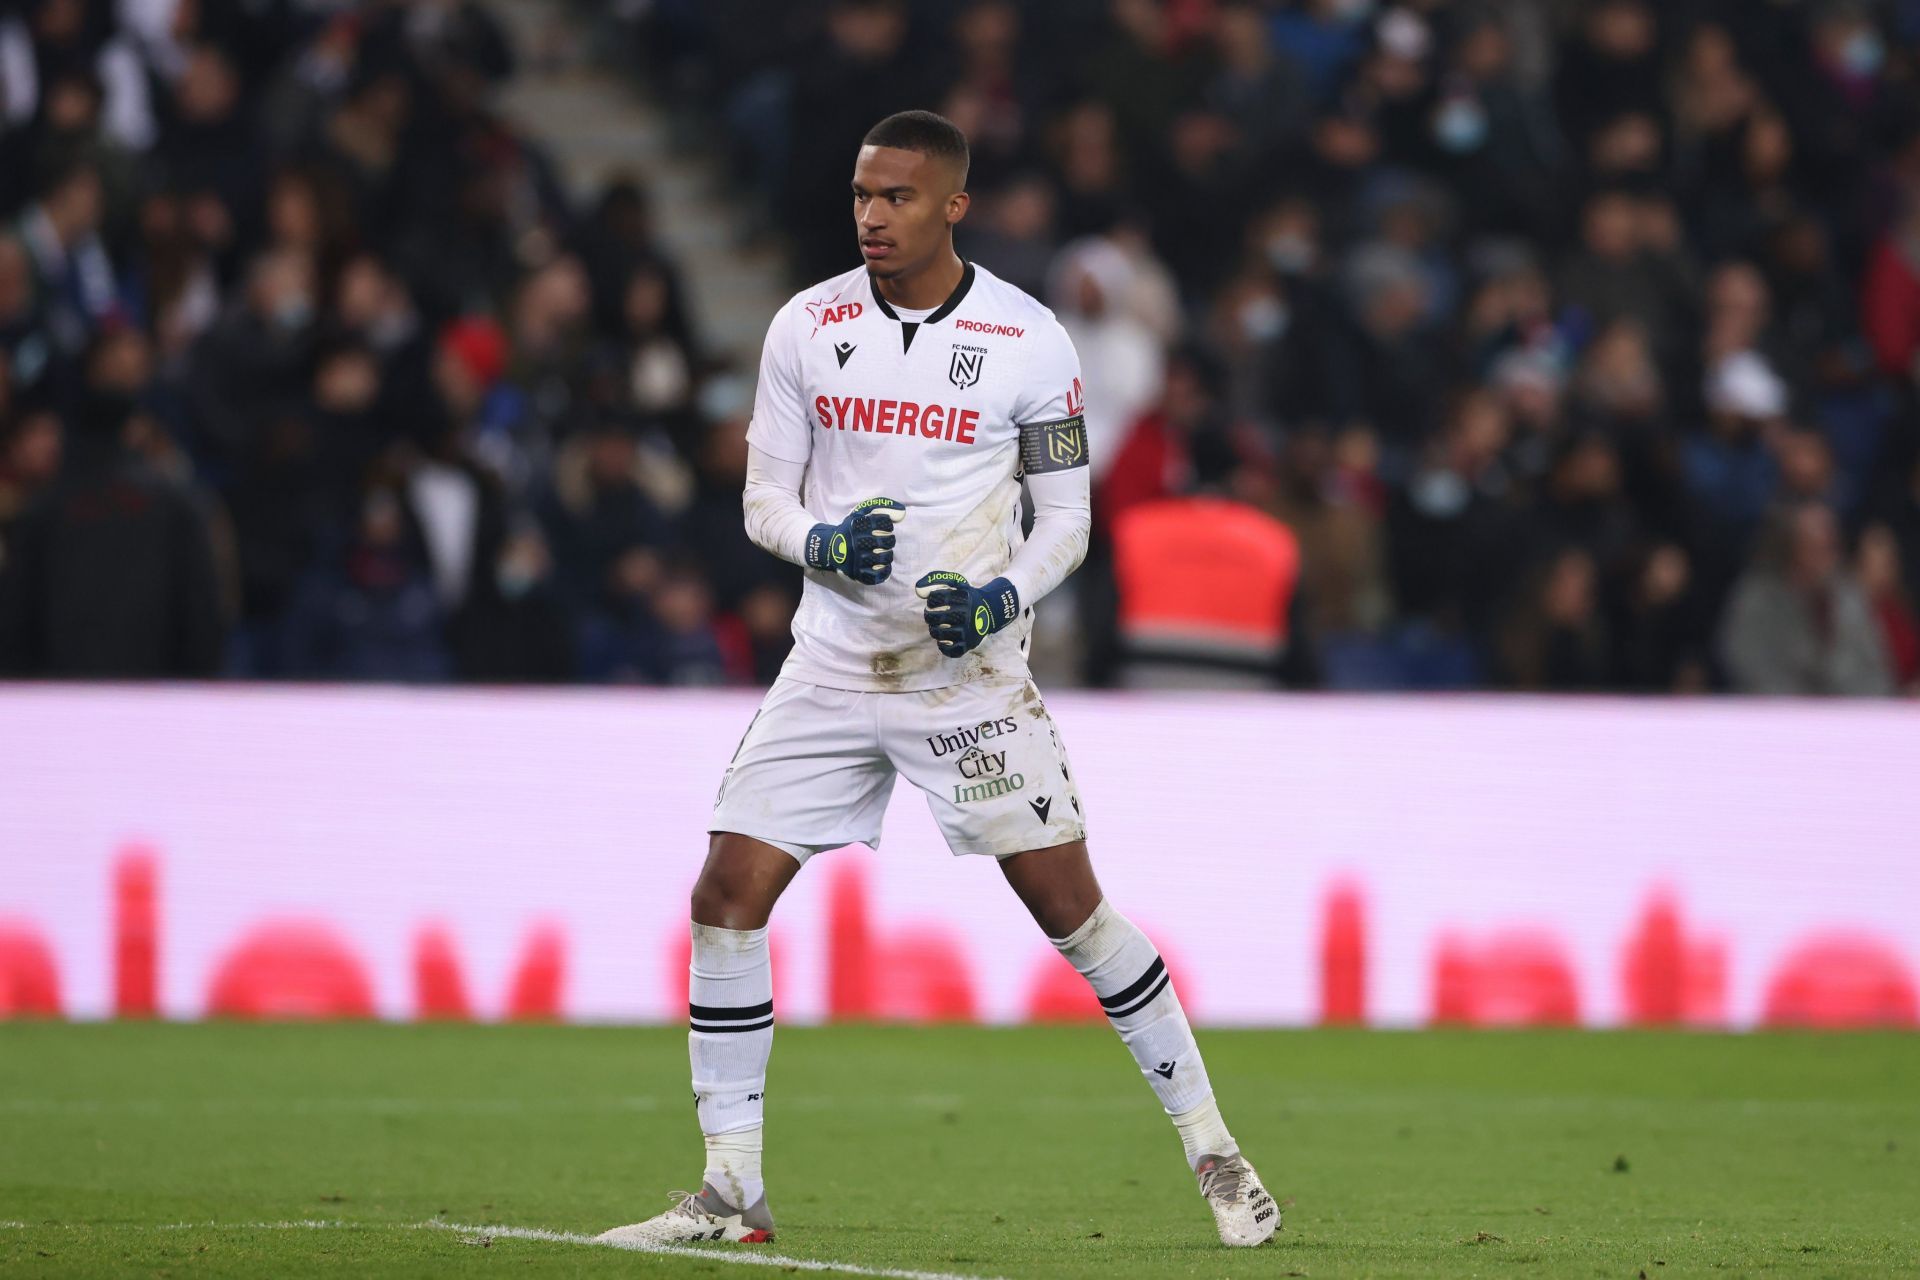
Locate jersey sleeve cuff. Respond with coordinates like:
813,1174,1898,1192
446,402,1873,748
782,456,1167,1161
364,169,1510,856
745,424,812,466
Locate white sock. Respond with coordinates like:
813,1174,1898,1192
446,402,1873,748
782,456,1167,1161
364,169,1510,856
688,922,772,1204
703,1125,764,1210
1170,1096,1238,1169
1051,899,1228,1167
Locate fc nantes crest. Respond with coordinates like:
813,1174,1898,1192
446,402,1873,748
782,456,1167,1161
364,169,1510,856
1018,414,1090,475
1046,423,1085,467
949,344,987,390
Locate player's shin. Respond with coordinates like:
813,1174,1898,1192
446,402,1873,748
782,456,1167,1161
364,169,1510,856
688,922,773,1208
1049,899,1237,1169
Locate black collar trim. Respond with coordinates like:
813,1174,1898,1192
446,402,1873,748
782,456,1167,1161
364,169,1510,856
868,259,975,326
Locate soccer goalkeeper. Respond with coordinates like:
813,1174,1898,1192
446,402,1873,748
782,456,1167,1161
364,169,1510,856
597,110,1277,1252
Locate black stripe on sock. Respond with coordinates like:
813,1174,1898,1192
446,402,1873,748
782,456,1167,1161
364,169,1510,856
1105,973,1172,1021
1098,957,1166,1011
688,1000,773,1022
690,1015,775,1034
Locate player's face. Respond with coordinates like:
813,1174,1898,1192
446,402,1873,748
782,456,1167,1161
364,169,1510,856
852,145,967,280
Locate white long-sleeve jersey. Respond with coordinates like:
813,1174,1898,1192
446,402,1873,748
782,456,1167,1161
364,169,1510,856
742,260,1091,692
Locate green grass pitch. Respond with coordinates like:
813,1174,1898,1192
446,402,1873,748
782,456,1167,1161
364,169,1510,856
1,1023,1915,1277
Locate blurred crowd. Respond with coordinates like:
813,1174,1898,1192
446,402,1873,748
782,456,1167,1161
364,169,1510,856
4,0,1920,694
629,0,1920,694
0,0,791,684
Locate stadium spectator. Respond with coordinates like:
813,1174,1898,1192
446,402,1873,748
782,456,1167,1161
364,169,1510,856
1500,546,1611,691
785,0,916,284
1267,0,1371,104
1110,493,1307,689
451,519,576,683
539,418,675,612
1719,502,1892,696
281,480,450,683
1609,542,1710,693
1862,203,1920,385
958,173,1058,299
0,335,222,677
1205,3,1311,162
0,403,62,562
1386,387,1526,651
1048,236,1164,480
1857,521,1920,693
188,247,320,472
15,155,118,361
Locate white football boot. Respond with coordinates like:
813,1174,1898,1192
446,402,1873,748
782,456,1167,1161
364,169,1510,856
595,1182,775,1248
1195,1152,1280,1247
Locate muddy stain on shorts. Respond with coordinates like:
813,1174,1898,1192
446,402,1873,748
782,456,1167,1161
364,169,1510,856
1020,680,1048,719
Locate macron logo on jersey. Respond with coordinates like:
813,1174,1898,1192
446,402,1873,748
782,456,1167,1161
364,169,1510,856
813,394,982,445
954,317,1025,338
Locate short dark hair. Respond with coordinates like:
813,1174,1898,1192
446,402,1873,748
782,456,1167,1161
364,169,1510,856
862,110,969,187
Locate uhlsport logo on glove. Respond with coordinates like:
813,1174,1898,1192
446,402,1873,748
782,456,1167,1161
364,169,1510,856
807,498,906,586
916,572,1021,658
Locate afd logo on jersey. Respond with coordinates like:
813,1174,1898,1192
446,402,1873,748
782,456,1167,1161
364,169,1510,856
804,298,862,337
949,344,987,390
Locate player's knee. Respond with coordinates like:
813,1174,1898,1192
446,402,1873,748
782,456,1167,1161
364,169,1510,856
1024,876,1104,939
1039,894,1102,941
688,874,732,927
1052,901,1098,940
690,867,764,930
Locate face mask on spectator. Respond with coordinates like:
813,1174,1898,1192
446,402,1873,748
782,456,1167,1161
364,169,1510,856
1410,467,1470,517
273,294,314,333
1264,234,1316,276
498,562,540,600
367,309,416,353
1433,96,1489,153
1238,295,1291,343
1840,29,1885,78
699,374,751,422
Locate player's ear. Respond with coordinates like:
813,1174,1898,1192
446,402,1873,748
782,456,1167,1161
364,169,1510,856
946,190,970,227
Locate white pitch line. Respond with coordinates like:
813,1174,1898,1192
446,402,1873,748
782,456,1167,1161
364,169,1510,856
158,1220,351,1230
0,1093,984,1115
424,1220,1006,1279
0,1096,665,1115
0,1217,1007,1280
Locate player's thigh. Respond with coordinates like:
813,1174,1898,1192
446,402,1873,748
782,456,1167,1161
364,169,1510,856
711,678,895,859
885,677,1088,858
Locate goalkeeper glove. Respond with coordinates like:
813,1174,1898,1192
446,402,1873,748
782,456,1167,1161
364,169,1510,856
805,497,907,585
914,571,1020,658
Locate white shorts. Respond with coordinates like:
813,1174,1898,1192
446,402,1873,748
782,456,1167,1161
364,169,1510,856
710,676,1088,861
